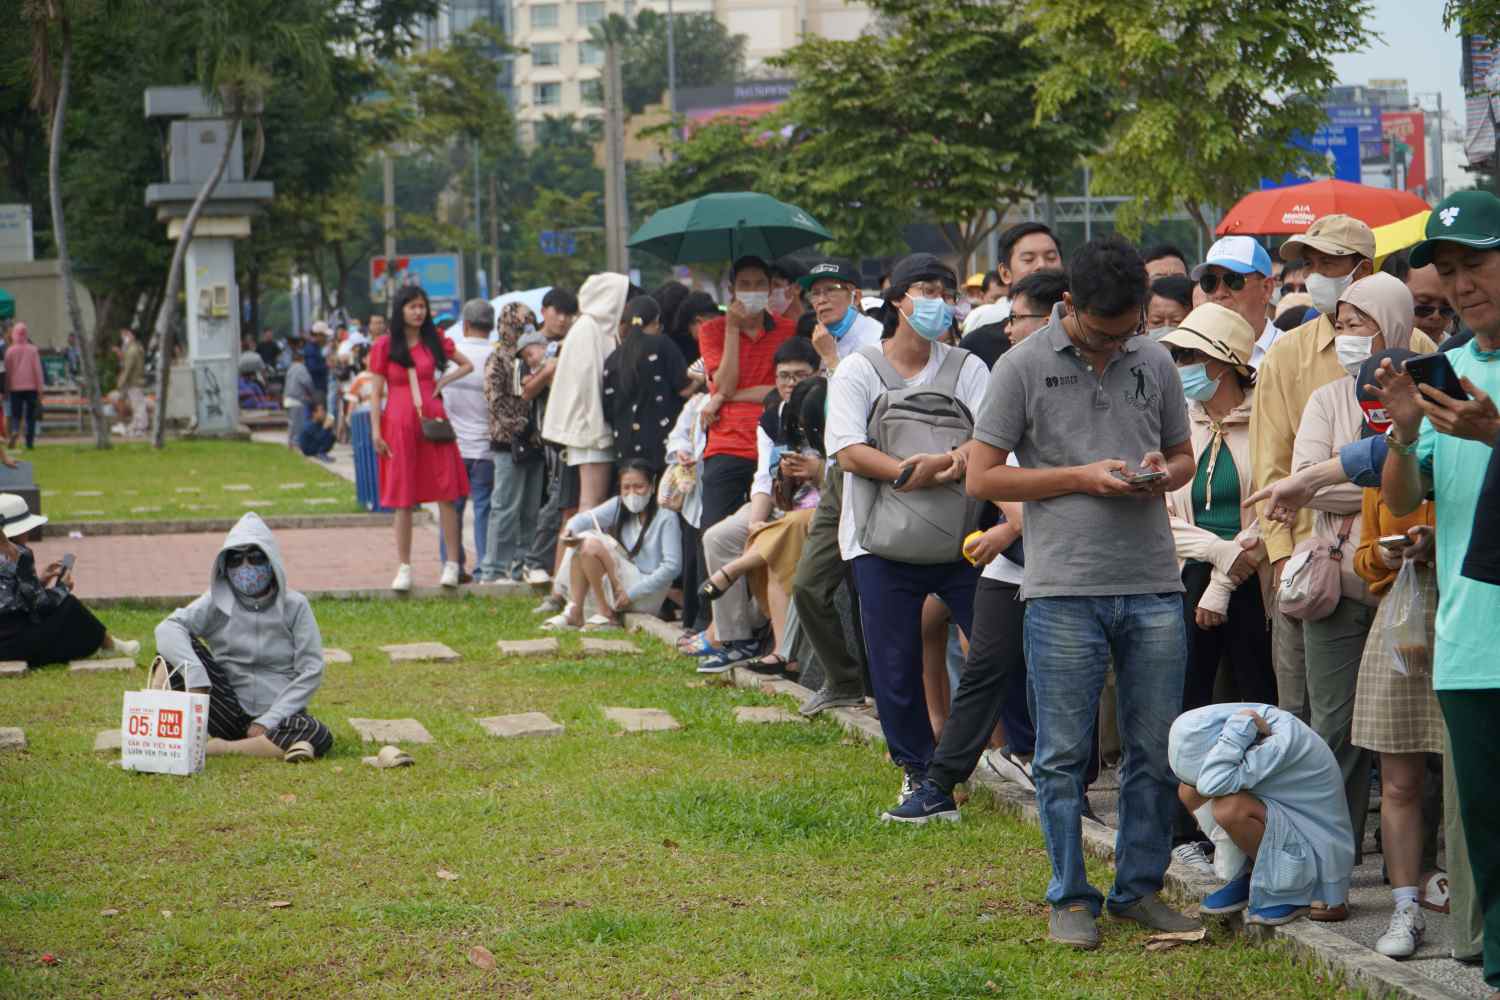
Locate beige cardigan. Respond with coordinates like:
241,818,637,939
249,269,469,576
1292,376,1375,607
1166,392,1271,616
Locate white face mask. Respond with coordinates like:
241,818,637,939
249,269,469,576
1334,334,1375,379
738,291,769,315
1306,270,1356,315
1145,326,1173,342
621,492,650,514
767,287,792,315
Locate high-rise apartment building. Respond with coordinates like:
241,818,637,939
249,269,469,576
421,1,876,137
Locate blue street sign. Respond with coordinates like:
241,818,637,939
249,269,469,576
539,231,577,257
1262,126,1362,189
1323,103,1385,160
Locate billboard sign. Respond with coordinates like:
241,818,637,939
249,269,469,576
1262,126,1362,189
370,253,463,317
1323,102,1385,160
1381,110,1428,195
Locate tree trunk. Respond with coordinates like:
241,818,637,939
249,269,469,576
45,19,111,449
246,265,260,341
150,110,241,449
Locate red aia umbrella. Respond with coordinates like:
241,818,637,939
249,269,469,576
1216,180,1431,236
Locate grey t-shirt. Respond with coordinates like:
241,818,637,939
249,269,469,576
975,303,1190,599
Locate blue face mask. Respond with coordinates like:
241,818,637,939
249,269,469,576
1178,362,1221,402
907,296,953,341
827,307,857,340
227,562,275,598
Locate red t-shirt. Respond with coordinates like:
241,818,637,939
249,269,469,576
698,313,795,460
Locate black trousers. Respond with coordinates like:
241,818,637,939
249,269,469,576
679,520,706,632
8,390,38,448
930,579,1033,792
699,454,756,534
0,594,107,667
169,638,333,756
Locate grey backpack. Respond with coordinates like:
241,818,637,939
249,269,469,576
850,345,980,564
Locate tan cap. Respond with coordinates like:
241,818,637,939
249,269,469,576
1159,303,1256,374
1274,291,1312,319
1279,214,1376,262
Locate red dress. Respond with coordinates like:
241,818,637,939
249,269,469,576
370,334,469,508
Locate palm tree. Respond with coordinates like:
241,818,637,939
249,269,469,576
24,0,112,448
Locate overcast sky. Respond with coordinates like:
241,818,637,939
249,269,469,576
1332,2,1465,117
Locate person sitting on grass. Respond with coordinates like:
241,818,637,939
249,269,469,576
1170,703,1354,927
0,494,139,666
154,512,333,763
544,459,682,631
297,400,337,462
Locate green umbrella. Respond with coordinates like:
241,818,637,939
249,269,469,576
627,192,832,264
0,288,12,321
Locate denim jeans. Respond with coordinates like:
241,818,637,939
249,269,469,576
482,449,544,579
441,456,494,573
1024,593,1186,914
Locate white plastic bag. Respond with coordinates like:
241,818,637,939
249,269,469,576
1384,559,1433,677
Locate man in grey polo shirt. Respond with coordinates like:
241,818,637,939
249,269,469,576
968,236,1199,949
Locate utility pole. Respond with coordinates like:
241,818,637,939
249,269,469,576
489,172,500,295
666,0,676,113
603,27,628,274
472,137,483,297
382,151,396,302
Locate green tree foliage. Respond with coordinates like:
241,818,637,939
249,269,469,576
508,189,606,290
1445,1,1500,37
1023,0,1374,240
619,10,748,116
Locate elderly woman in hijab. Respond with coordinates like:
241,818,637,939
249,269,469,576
1172,703,1354,926
1289,271,1417,869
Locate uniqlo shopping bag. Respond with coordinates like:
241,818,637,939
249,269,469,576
120,660,209,775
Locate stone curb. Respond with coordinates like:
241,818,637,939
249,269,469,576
683,651,1464,1000
46,512,428,537
85,580,537,609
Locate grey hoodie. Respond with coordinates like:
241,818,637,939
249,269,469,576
154,513,325,731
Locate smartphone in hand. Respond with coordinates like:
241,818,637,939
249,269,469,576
1378,534,1412,551
891,466,915,489
1404,351,1471,401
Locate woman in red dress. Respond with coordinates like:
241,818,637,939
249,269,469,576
368,286,473,590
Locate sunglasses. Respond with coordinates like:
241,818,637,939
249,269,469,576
224,548,269,568
1198,272,1247,294
1413,304,1456,320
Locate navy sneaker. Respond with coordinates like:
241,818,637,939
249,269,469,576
1246,903,1310,926
880,778,960,824
1201,872,1252,914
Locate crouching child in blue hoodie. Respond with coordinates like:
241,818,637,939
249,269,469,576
154,513,333,763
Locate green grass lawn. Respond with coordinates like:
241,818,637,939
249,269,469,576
0,597,1352,998
28,440,358,521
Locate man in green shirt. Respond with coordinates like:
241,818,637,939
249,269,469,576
115,328,147,437
1376,190,1500,993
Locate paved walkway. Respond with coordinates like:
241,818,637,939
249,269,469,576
41,436,488,601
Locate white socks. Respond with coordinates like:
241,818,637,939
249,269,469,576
1393,886,1420,910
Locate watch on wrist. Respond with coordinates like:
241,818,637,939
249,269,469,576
1385,425,1418,456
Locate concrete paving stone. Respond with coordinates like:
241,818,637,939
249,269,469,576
222,484,252,492
347,718,433,744
94,729,121,752
175,487,201,494
130,506,162,514
476,712,563,738
0,661,26,678
40,489,55,497
603,707,681,733
580,637,640,656
734,705,807,725
381,642,460,663
73,509,104,515
497,638,559,657
0,727,25,751
279,482,306,490
73,490,103,497
305,497,338,505
242,500,274,508
322,648,352,664
69,657,137,674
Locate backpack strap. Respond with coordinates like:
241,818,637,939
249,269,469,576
932,346,972,396
858,345,906,392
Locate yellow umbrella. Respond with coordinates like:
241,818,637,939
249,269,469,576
1372,210,1431,269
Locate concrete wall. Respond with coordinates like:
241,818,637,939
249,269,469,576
0,261,98,352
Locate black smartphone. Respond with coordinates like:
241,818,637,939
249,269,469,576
60,552,75,581
892,466,915,489
1404,351,1470,401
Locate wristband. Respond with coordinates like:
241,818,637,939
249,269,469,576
1385,425,1418,456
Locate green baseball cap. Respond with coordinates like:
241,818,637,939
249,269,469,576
1409,190,1500,267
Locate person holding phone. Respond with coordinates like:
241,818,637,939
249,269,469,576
0,494,139,667
1375,190,1500,994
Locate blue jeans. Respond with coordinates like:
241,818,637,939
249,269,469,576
1023,593,1186,914
440,456,493,573
481,450,545,579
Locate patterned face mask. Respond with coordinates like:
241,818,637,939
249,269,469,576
227,561,274,597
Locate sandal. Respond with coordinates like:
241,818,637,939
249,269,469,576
583,614,622,631
695,642,758,674
541,605,582,631
676,631,714,656
699,569,736,602
744,653,790,677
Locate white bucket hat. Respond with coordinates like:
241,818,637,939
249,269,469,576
0,493,46,538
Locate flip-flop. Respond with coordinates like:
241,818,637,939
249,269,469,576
583,614,622,631
361,745,413,768
541,605,582,631
676,631,714,656
744,653,790,677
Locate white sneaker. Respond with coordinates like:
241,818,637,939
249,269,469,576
1171,841,1217,880
525,567,552,586
532,594,565,615
111,637,142,658
982,748,1036,792
1375,903,1425,959
391,564,412,592
440,561,460,588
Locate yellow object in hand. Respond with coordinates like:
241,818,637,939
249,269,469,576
962,530,985,566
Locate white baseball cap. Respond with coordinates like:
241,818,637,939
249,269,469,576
1190,237,1273,281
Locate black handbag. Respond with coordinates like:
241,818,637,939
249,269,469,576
408,366,456,443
